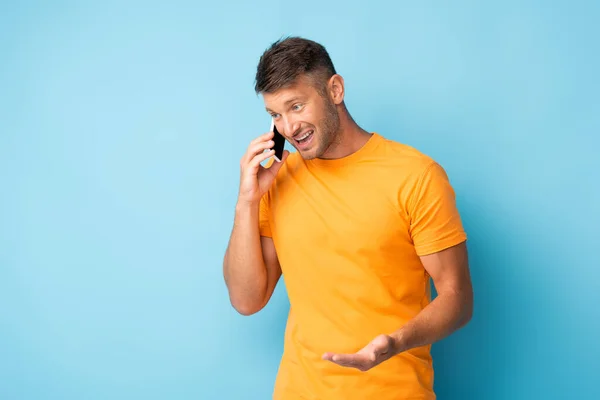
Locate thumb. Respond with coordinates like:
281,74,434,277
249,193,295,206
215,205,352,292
371,335,391,354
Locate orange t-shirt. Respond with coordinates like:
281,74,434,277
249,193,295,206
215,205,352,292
259,132,467,399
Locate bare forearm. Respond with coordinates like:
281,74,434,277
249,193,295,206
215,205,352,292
223,201,268,313
390,289,473,354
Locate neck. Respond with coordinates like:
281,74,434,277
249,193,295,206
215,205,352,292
320,106,372,160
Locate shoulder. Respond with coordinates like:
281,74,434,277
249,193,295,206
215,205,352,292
372,133,439,179
371,134,457,209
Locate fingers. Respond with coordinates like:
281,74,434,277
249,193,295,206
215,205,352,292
242,138,275,166
250,148,275,168
322,352,360,364
322,335,395,372
249,139,274,159
249,130,274,146
323,353,370,371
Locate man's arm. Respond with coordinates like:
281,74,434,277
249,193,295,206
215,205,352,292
223,201,282,316
391,161,474,349
322,241,473,370
323,161,473,371
223,131,287,316
389,241,473,352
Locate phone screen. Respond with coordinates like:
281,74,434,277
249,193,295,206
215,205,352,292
271,120,285,162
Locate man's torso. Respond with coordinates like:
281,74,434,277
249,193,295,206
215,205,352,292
260,133,463,399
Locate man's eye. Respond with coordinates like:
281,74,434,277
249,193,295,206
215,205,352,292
292,104,303,111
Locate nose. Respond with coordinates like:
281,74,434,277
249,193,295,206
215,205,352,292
281,115,300,138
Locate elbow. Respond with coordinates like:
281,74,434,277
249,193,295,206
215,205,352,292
460,292,474,327
234,304,261,316
462,305,473,327
229,297,264,316
447,286,473,329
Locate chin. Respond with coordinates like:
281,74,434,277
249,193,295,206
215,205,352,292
297,151,313,160
297,148,320,160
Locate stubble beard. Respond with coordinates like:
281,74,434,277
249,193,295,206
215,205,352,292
310,100,341,160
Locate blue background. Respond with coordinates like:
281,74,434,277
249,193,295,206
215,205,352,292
1,1,599,399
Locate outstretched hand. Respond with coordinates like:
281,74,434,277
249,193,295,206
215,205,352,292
322,334,400,372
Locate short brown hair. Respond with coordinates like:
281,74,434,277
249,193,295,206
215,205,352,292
254,36,337,95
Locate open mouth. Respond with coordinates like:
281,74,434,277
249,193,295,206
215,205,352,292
294,130,313,145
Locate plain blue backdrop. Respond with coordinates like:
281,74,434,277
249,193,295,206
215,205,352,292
1,1,599,399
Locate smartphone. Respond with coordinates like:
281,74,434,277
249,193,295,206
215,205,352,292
270,118,285,162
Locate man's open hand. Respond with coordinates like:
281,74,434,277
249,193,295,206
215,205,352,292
322,334,400,372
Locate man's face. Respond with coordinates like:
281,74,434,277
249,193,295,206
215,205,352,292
263,75,340,160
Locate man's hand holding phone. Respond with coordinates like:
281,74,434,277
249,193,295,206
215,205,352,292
225,127,288,318
238,130,289,206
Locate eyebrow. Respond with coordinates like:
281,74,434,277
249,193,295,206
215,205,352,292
266,96,305,113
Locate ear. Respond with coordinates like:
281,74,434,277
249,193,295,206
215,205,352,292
328,74,345,105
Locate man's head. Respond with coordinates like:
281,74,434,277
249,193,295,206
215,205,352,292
255,37,345,160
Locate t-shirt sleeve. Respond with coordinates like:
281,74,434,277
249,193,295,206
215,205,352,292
259,192,272,238
408,161,467,256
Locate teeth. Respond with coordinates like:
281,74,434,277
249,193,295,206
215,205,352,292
297,131,312,141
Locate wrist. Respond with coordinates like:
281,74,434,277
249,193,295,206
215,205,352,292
389,329,409,356
236,198,260,212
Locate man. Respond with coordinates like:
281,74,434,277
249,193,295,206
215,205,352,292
223,36,473,399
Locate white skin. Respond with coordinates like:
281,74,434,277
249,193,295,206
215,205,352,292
223,72,473,372
262,73,372,161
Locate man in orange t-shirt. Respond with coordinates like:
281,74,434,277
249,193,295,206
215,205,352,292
223,37,474,399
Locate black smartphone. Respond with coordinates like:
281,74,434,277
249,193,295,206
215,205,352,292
270,119,286,162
